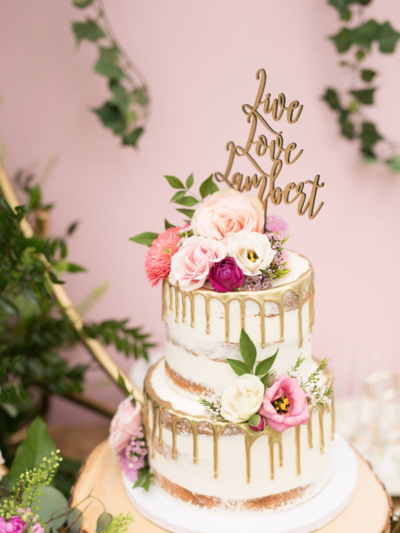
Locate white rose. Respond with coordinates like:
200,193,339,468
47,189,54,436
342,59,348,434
220,374,264,424
226,232,276,276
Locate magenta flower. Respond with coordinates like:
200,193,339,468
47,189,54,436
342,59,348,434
266,214,289,238
0,517,26,533
118,426,147,483
32,524,44,533
144,226,185,287
259,375,309,433
248,413,265,432
209,257,245,293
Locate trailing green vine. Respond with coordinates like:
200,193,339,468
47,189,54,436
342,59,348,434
71,0,149,147
323,0,400,173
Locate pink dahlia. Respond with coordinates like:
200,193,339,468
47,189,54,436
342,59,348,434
266,214,289,238
144,226,185,286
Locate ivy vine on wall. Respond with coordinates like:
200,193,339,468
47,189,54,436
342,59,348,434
71,0,149,147
323,0,400,173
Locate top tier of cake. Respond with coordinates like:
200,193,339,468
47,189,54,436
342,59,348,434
163,249,314,401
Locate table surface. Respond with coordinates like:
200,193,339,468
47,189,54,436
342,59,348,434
68,435,393,533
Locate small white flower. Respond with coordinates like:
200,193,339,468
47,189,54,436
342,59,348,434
220,374,264,424
227,232,276,276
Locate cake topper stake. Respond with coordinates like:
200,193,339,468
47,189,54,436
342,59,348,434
215,69,324,223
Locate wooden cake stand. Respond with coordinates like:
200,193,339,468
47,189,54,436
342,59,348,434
71,441,393,533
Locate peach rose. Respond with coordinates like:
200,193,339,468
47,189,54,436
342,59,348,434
191,189,264,243
170,235,226,291
109,397,142,454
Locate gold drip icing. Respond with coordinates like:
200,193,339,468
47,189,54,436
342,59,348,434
144,359,333,483
295,425,301,476
162,251,314,349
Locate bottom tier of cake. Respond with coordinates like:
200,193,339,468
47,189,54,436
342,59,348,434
143,359,334,516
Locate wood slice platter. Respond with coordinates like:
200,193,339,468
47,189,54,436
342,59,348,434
71,440,392,533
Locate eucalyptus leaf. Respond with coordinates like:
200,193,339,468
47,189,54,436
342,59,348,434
8,417,56,490
239,328,257,371
67,508,84,533
129,232,158,246
96,511,113,533
226,359,251,377
37,486,68,530
164,175,185,189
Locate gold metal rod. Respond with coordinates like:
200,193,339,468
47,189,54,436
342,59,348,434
0,160,143,404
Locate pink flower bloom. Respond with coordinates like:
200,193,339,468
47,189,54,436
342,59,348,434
281,250,292,271
259,375,309,433
170,236,226,291
266,214,289,238
32,524,44,533
144,226,185,287
109,397,142,455
191,189,264,243
0,517,25,533
119,426,147,483
209,257,245,293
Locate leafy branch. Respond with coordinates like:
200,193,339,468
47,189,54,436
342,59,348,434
130,173,219,246
324,0,400,172
71,0,149,148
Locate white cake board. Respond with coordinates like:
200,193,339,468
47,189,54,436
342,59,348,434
123,434,358,533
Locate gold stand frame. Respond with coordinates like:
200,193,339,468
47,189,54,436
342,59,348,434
0,160,144,417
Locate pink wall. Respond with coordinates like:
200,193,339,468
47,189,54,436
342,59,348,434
1,0,400,421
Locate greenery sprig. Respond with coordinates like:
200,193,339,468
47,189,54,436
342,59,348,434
71,0,149,148
323,0,400,172
227,329,278,390
133,466,154,492
130,173,219,246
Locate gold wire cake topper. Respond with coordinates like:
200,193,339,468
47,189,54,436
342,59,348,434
215,69,325,219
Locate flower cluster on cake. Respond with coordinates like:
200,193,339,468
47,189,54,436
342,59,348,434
131,175,291,292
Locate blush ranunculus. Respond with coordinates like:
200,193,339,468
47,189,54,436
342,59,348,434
169,236,226,291
109,397,142,454
259,375,310,433
208,257,245,293
144,226,186,287
191,189,264,243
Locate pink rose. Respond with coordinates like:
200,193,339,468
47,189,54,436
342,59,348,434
109,397,142,454
32,524,44,533
169,236,226,291
191,189,264,243
259,375,309,433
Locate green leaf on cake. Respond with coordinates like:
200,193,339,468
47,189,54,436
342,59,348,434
186,173,194,189
239,328,257,371
199,174,219,199
255,349,279,377
226,359,252,377
129,232,159,246
361,69,376,82
67,508,84,533
349,88,375,105
176,208,195,219
174,196,199,207
164,219,176,229
164,175,185,189
261,372,275,391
